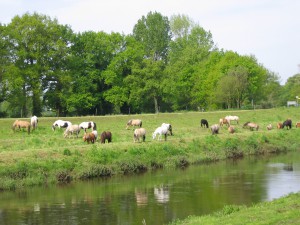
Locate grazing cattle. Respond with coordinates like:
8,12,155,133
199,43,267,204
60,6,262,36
225,115,239,124
211,124,220,135
200,119,209,128
277,122,283,129
79,121,97,132
52,120,72,131
282,119,292,129
219,118,230,127
12,120,31,134
100,131,112,144
126,119,142,129
266,124,273,130
83,132,96,144
296,122,300,128
153,126,168,141
228,125,235,134
30,116,38,130
134,128,146,143
64,124,80,138
243,122,259,131
161,123,173,135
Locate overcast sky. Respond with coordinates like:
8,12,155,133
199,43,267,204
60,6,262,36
1,0,299,84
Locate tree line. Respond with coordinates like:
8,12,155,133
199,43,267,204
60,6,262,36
0,12,299,117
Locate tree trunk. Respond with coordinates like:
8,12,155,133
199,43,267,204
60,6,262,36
32,89,42,116
22,84,27,117
154,96,159,114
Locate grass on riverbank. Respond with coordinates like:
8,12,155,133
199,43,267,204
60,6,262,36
168,192,300,225
0,107,300,190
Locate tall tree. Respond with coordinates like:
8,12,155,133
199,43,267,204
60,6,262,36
5,13,73,117
166,14,216,110
258,71,282,108
131,11,171,113
216,66,248,108
0,23,9,107
281,74,300,106
68,31,125,115
102,35,143,114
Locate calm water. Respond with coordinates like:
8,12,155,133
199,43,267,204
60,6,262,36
1,152,300,225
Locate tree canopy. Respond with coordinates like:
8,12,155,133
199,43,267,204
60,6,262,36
0,12,290,117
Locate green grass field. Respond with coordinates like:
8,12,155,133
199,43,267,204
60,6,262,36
169,192,300,225
0,107,300,190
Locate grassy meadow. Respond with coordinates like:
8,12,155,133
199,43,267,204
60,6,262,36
169,192,300,225
0,107,300,190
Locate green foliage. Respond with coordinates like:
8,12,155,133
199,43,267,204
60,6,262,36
63,149,71,156
224,138,243,158
78,164,113,179
168,193,300,225
217,205,244,216
0,11,290,116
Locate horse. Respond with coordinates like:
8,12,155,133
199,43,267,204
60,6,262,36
225,115,239,124
126,119,142,129
277,122,283,129
83,132,96,144
296,122,300,128
64,124,80,138
211,124,220,135
152,126,168,141
266,124,273,130
79,121,97,132
200,119,209,128
52,120,72,131
134,128,146,143
282,119,292,129
243,122,259,131
100,131,112,144
92,130,98,141
219,118,229,127
12,120,31,134
161,123,173,135
30,115,38,130
228,125,235,134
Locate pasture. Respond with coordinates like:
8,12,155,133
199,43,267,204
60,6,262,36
0,107,300,190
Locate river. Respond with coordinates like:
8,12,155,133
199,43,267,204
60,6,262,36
0,151,300,225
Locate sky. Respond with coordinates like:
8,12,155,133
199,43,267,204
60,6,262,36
1,0,299,84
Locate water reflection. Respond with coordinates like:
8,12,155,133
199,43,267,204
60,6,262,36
154,186,170,204
266,162,300,201
135,188,148,206
0,152,300,225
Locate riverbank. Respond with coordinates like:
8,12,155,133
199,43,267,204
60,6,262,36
0,107,300,190
168,192,300,225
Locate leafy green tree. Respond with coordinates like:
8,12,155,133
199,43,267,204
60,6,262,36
166,14,216,110
215,66,248,108
281,74,300,106
103,35,143,114
259,71,282,108
68,31,126,115
125,58,165,113
193,51,268,110
5,12,73,117
131,11,171,113
0,23,9,107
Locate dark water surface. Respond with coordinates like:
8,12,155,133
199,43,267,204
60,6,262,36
1,152,300,225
